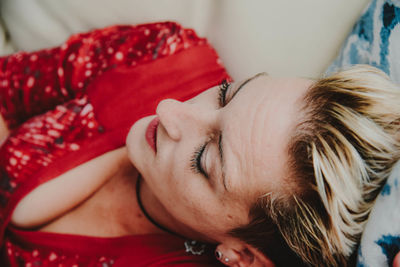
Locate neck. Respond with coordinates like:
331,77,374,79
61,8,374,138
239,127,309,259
137,175,209,242
136,176,177,236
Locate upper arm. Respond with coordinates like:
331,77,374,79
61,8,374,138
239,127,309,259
10,147,127,228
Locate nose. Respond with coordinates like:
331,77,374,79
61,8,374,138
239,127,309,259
156,98,214,141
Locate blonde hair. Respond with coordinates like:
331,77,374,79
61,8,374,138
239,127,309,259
232,65,400,266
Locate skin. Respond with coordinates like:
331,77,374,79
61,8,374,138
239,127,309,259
126,74,312,250
394,252,400,267
0,115,9,146
9,74,312,267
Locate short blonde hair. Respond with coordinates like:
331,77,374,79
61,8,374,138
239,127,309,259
232,65,400,266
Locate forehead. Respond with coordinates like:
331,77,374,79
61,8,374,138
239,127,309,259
223,75,312,203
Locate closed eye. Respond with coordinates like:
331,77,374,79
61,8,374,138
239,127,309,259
190,142,209,178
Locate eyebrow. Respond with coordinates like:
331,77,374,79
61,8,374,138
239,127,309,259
218,72,267,192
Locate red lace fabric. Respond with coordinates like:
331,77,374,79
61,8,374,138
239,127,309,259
0,22,229,266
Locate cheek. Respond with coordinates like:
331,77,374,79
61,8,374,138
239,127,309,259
161,158,210,211
156,138,197,182
150,151,190,201
150,134,227,225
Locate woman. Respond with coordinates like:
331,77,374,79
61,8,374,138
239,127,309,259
0,22,399,267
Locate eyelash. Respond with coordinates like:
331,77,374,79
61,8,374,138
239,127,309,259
190,80,231,178
218,79,231,107
190,143,209,178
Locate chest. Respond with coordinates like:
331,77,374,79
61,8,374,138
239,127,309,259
39,167,137,236
11,147,160,237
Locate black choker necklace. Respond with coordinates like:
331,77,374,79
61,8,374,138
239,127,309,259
135,175,176,236
136,175,208,256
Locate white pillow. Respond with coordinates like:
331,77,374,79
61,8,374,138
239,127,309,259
0,18,14,56
1,0,370,79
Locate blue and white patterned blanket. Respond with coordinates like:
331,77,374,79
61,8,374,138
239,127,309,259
327,0,400,83
326,0,400,266
357,163,400,267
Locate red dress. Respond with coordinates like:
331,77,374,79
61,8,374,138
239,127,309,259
0,22,229,266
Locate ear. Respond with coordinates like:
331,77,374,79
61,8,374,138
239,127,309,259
215,238,275,267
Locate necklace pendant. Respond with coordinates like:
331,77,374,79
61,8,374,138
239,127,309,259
184,240,206,255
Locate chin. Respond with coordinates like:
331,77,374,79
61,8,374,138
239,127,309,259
125,115,155,173
126,117,147,165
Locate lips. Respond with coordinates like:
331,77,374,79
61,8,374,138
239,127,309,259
145,117,160,152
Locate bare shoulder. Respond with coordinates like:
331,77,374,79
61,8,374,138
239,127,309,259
11,147,131,228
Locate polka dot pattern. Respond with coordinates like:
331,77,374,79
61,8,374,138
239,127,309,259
0,22,206,129
5,241,116,267
0,22,226,266
0,96,101,192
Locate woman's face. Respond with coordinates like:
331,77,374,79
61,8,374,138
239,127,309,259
126,74,312,242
